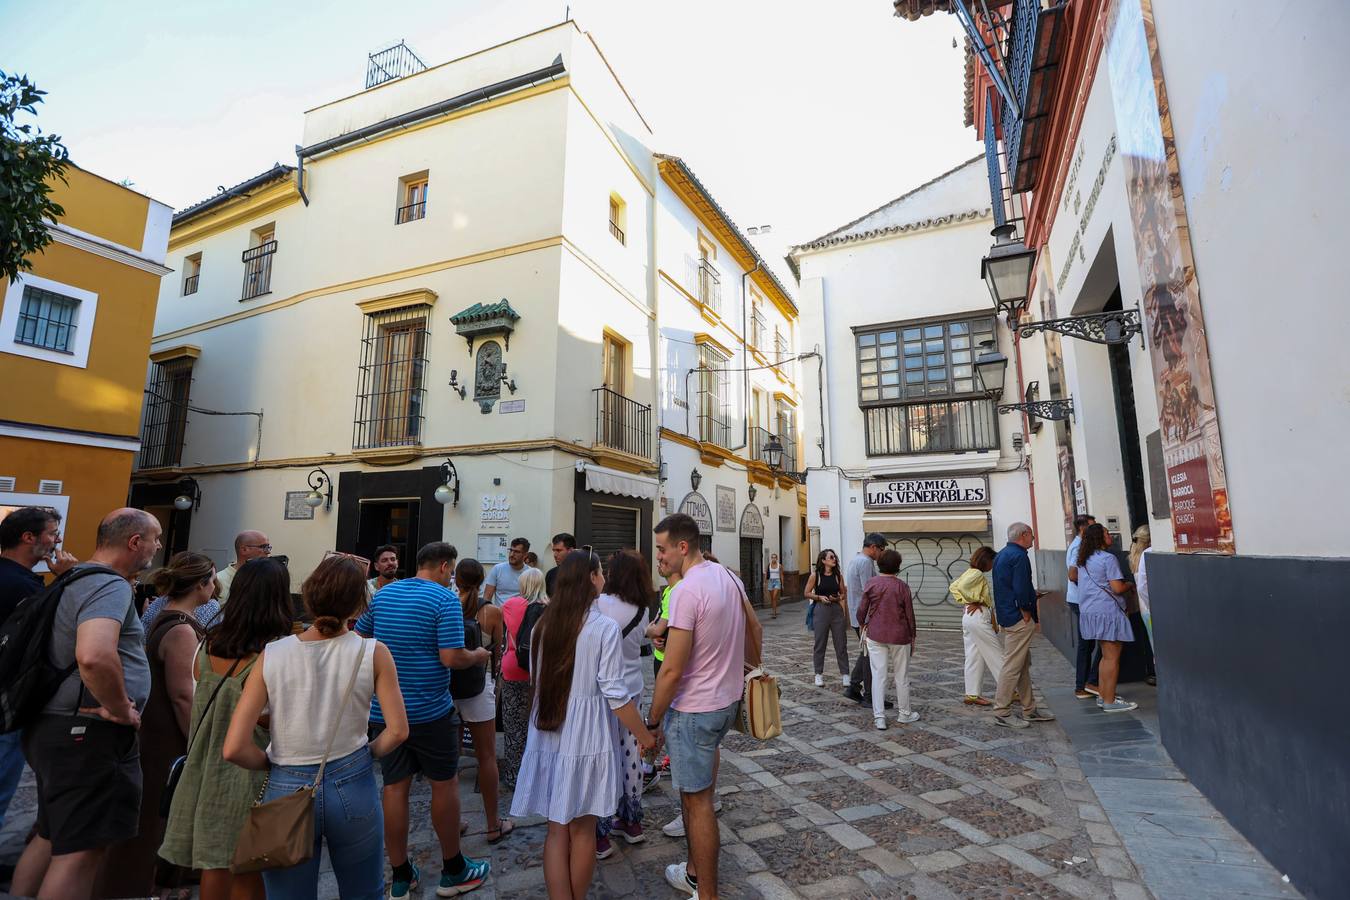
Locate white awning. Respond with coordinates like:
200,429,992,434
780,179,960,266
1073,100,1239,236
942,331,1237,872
584,464,659,501
863,511,991,534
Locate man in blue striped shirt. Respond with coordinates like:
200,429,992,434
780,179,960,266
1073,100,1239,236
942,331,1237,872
356,542,491,897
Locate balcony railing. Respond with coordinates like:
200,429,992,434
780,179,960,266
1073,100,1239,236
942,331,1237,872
863,398,999,456
182,274,199,296
751,309,766,349
594,386,650,458
750,426,800,479
697,260,721,313
396,201,426,224
609,220,625,244
241,240,277,301
774,334,789,364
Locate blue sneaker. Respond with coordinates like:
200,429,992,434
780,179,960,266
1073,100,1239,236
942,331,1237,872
389,861,420,899
437,855,490,896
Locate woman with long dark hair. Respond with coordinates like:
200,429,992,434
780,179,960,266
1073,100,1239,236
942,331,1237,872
510,550,656,899
452,558,510,843
804,548,849,687
104,551,216,898
1073,524,1138,713
593,550,652,859
159,557,293,900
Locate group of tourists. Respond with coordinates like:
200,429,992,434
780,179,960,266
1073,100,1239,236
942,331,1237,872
0,505,761,900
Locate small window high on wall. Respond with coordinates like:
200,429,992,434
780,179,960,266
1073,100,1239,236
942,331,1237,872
397,172,429,224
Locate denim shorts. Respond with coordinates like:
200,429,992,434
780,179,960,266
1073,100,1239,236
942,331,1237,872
664,703,737,794
767,578,782,591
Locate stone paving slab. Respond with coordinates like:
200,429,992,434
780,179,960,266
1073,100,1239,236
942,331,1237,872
0,602,1300,898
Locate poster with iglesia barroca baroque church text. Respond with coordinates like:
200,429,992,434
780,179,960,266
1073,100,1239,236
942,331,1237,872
1106,0,1234,553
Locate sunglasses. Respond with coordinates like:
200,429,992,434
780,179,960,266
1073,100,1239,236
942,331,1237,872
322,549,372,573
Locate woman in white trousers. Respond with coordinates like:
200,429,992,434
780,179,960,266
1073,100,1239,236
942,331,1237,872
949,546,1002,706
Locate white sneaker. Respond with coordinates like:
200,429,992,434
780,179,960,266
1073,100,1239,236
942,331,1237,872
840,674,851,687
814,674,824,687
874,716,887,730
661,800,723,838
895,710,920,724
665,861,697,896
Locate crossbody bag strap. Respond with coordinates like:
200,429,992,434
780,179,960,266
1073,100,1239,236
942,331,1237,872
621,601,646,638
313,637,369,788
183,643,240,758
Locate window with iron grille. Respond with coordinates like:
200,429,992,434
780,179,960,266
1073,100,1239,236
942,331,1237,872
697,344,730,446
182,253,201,296
397,177,428,224
751,304,766,349
773,326,787,364
857,314,998,455
241,237,276,300
16,286,80,352
139,358,193,468
353,306,429,449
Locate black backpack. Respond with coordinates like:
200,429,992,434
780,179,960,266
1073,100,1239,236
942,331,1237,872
0,565,121,732
450,616,486,700
514,602,547,675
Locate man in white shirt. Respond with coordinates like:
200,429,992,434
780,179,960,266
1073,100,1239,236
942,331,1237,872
216,530,270,603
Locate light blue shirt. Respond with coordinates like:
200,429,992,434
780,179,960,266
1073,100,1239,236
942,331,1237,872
1065,535,1083,605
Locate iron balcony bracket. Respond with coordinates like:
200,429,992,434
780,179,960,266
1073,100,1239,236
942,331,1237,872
1017,307,1142,346
998,397,1075,422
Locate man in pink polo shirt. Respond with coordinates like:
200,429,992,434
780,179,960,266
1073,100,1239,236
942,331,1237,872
648,513,762,900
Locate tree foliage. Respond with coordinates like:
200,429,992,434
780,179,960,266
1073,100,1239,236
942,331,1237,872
1,71,70,284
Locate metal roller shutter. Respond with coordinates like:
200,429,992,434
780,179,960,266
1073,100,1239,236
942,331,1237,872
590,503,640,564
884,532,992,631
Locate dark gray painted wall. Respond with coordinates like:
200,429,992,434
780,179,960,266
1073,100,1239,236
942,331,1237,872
1150,552,1350,900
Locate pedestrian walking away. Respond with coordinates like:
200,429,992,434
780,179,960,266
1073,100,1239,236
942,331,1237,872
159,557,292,900
12,509,160,900
103,551,216,898
949,546,1001,706
858,549,919,729
805,549,848,687
499,566,547,791
990,523,1057,729
844,533,887,706
648,513,763,900
224,554,409,899
0,506,76,837
1073,524,1139,713
354,541,492,898
509,550,657,899
451,558,510,844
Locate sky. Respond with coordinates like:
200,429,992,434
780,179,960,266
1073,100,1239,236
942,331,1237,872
0,0,977,253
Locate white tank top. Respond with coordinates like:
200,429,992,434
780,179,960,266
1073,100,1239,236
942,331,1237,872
262,631,376,766
769,564,782,579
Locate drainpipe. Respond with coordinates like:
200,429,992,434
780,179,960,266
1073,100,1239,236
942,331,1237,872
294,146,310,206
732,262,762,453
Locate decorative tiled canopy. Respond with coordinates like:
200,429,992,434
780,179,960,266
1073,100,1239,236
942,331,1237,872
449,299,520,352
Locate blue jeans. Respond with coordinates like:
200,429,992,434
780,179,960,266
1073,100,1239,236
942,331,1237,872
261,747,384,900
664,704,736,794
0,730,23,830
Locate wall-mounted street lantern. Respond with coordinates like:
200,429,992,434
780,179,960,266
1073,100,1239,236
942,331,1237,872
434,458,461,506
980,224,1036,320
690,468,702,492
500,369,517,395
173,476,201,512
974,339,1009,400
997,380,1074,425
1017,306,1143,346
448,369,467,400
304,467,333,512
748,483,758,503
762,435,807,482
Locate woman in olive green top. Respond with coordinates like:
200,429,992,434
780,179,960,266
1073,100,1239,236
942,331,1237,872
159,559,293,900
949,546,1001,706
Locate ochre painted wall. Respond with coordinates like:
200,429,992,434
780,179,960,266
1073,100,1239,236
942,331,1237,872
0,436,133,561
47,166,151,252
1,240,160,437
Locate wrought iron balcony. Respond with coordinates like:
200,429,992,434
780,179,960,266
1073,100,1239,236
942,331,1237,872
594,386,651,458
396,201,426,224
697,260,721,313
182,274,199,296
697,410,730,448
862,397,999,456
241,240,277,301
609,220,625,244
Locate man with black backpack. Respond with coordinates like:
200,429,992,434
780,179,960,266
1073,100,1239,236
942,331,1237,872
11,508,160,900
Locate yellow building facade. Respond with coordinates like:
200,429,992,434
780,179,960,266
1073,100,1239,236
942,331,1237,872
0,166,171,559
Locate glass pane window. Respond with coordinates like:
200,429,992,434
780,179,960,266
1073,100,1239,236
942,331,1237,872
855,315,997,409
16,286,80,352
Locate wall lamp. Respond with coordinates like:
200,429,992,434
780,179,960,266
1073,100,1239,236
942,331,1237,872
448,369,467,400
500,370,517,395
172,476,201,512
980,223,1036,321
690,468,702,492
434,458,461,506
762,435,807,481
748,483,758,502
304,467,333,512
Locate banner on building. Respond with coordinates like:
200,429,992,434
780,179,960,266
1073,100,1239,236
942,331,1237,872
1106,0,1235,553
863,475,988,510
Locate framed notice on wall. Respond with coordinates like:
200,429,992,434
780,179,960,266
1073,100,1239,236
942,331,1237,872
715,485,736,532
284,491,315,520
477,533,509,563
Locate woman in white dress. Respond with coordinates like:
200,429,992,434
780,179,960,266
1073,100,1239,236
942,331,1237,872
510,550,657,899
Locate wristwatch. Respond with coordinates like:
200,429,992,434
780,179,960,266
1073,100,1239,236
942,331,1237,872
645,720,661,730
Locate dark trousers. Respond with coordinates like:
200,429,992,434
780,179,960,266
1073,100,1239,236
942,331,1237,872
850,627,873,697
1070,603,1099,690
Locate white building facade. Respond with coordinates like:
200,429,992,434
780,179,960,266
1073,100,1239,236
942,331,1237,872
792,158,1032,629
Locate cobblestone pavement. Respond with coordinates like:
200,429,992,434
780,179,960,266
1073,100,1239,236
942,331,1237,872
0,602,1295,899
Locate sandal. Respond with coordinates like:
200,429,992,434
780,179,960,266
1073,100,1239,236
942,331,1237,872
486,818,515,843
963,695,992,706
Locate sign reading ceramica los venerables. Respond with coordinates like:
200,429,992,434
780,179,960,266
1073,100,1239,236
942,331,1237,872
864,475,989,510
